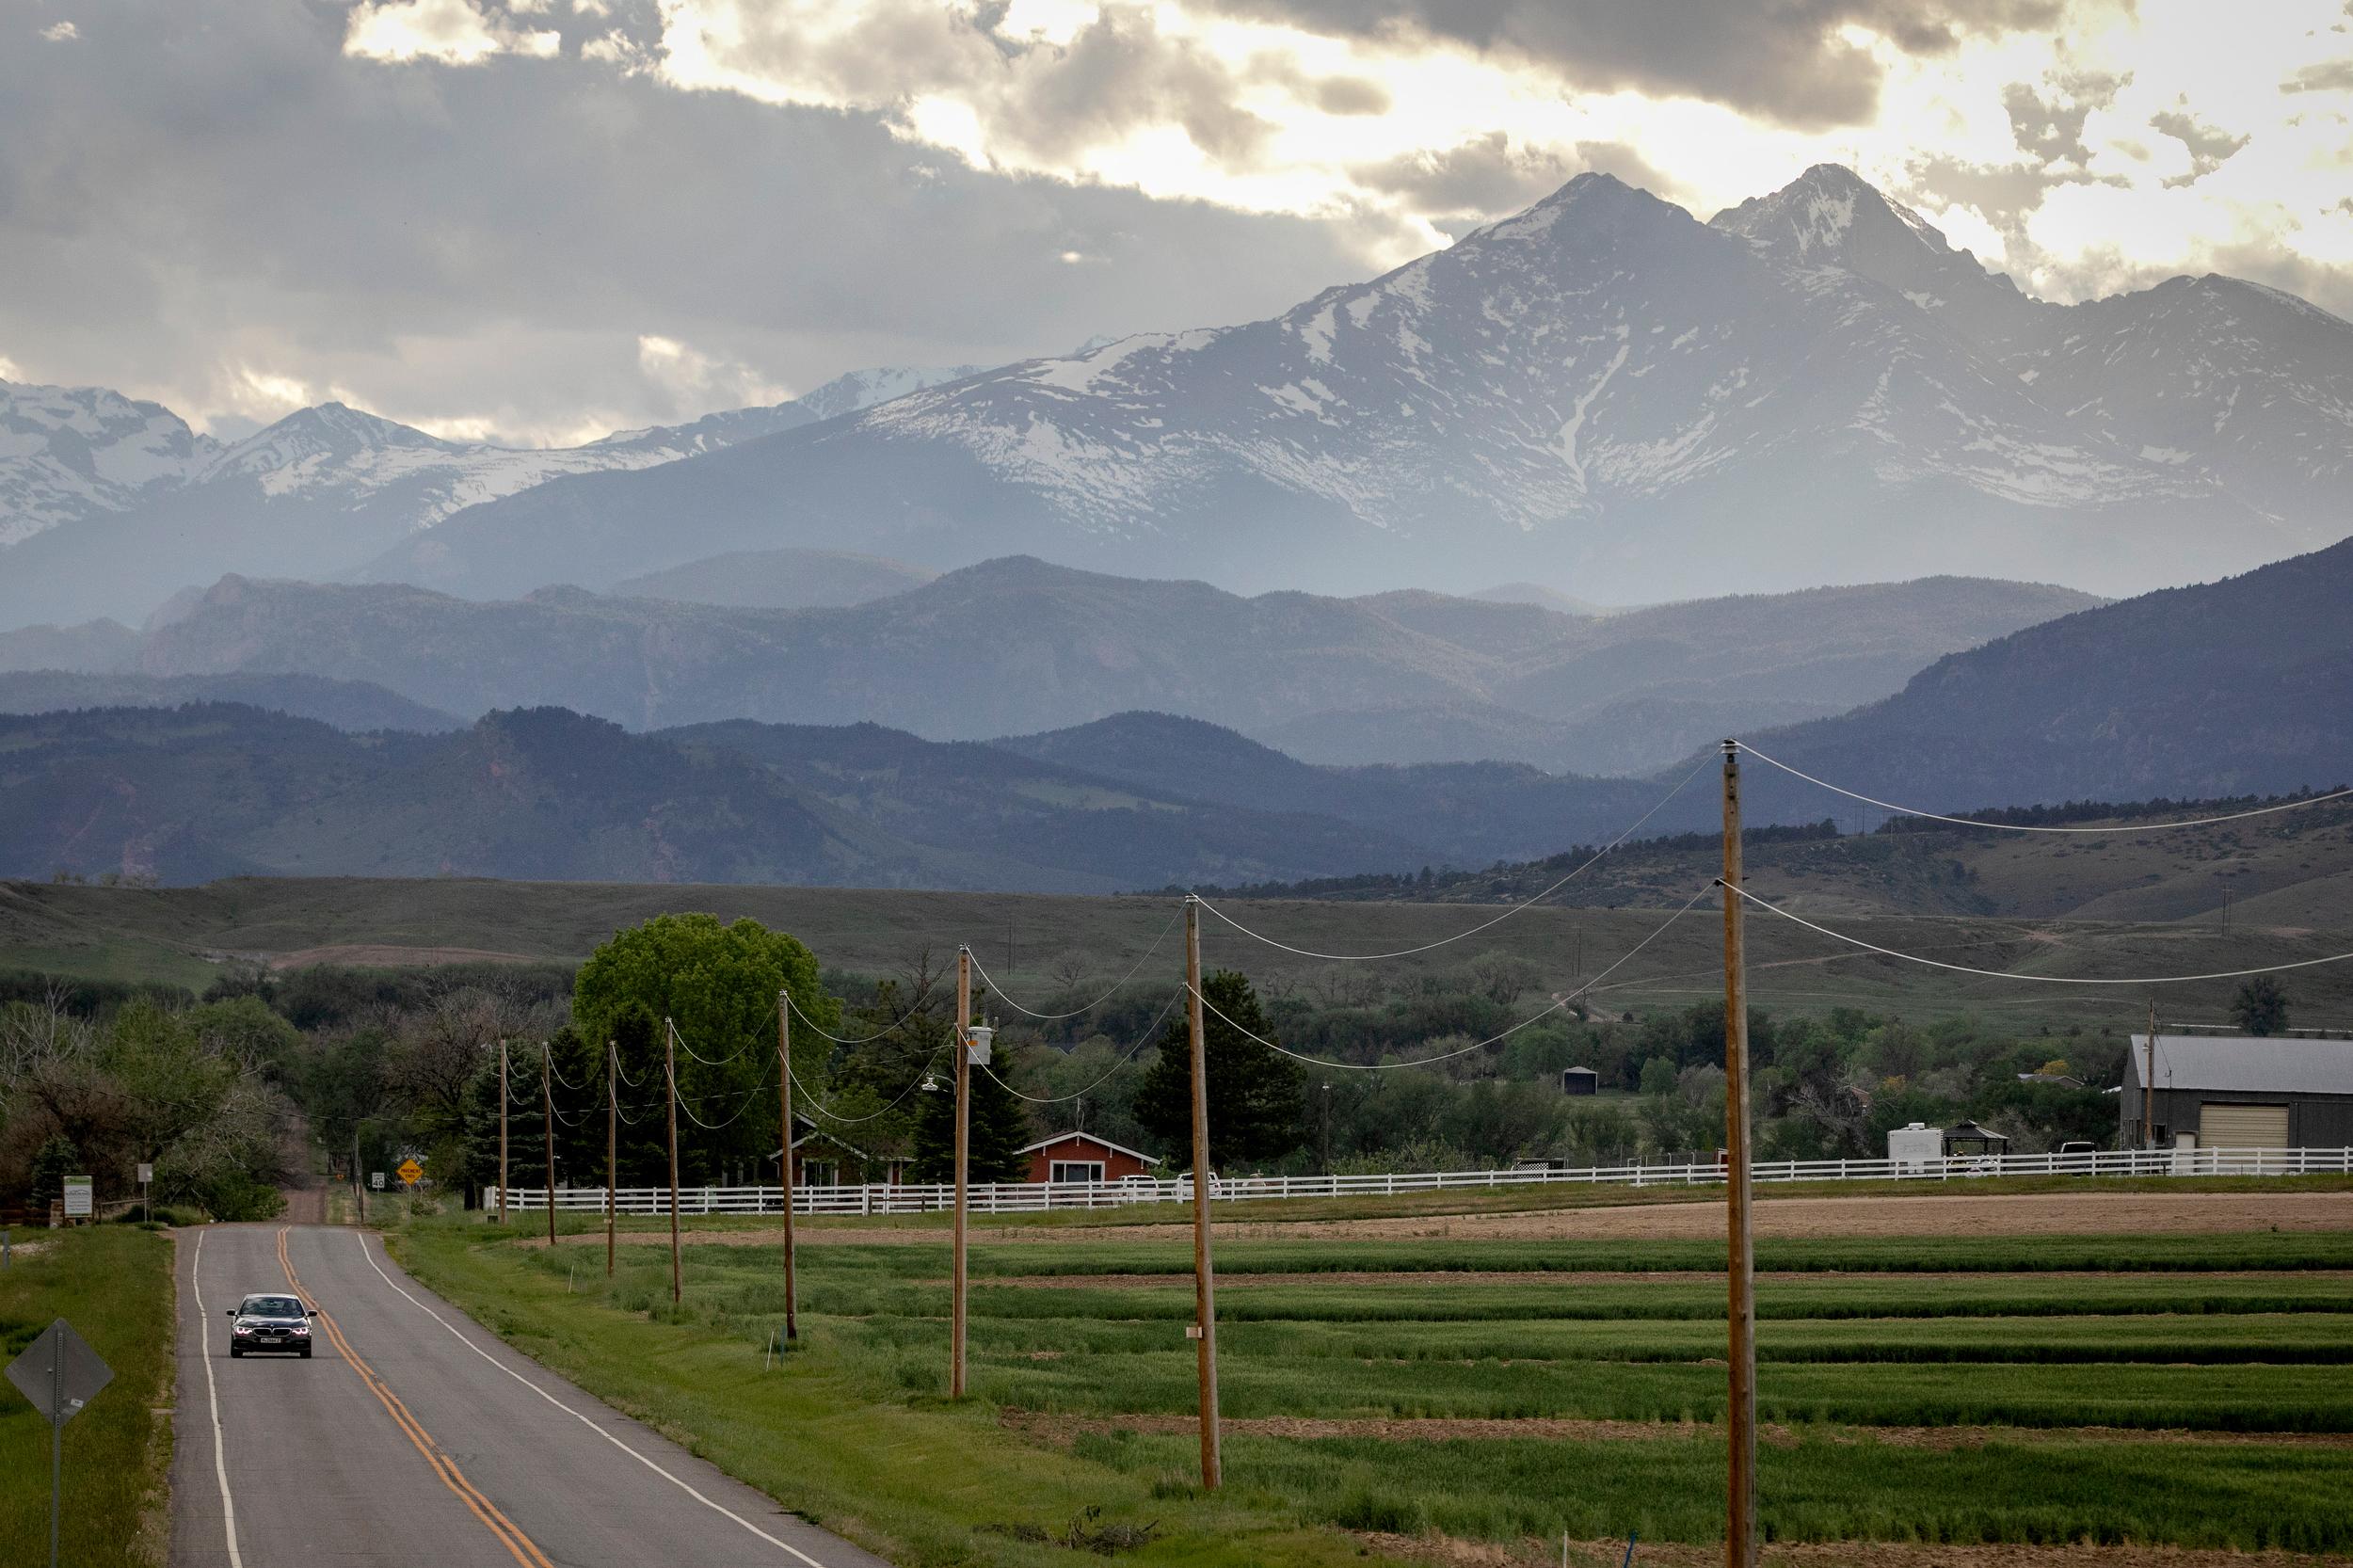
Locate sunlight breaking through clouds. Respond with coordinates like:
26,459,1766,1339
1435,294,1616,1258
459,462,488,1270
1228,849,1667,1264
343,0,2353,306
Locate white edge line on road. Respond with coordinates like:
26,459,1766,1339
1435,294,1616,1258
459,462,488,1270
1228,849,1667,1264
348,1230,837,1568
191,1229,246,1568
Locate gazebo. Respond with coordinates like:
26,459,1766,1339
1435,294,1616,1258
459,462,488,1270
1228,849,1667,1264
1942,1119,2011,1158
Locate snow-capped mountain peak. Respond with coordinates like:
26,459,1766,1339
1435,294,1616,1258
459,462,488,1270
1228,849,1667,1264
0,378,221,547
1712,165,2028,341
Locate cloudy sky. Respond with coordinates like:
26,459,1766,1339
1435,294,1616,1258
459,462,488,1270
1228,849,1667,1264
8,0,2350,445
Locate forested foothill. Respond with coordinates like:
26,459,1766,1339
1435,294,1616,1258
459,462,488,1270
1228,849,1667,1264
1,904,2155,1217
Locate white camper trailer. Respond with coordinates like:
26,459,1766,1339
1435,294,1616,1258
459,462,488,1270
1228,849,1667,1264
1887,1122,1944,1174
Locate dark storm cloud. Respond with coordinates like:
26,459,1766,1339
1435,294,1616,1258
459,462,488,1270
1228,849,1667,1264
1201,0,2062,128
0,0,1371,438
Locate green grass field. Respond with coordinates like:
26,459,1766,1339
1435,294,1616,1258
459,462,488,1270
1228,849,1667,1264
0,1224,176,1568
391,1183,2353,1564
16,872,2353,1025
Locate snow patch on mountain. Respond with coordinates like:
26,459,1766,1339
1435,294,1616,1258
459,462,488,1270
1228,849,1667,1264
0,380,220,546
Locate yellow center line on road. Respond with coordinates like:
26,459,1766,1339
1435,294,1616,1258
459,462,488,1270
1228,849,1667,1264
274,1226,556,1568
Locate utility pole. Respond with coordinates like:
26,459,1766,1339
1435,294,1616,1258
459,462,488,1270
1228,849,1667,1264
778,991,798,1342
1719,741,1757,1568
1186,895,1223,1490
542,1042,556,1247
2144,999,2160,1153
498,1038,509,1225
665,1017,682,1306
616,1035,626,1271
952,947,972,1398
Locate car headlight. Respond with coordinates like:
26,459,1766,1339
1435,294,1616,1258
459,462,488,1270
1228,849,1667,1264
233,1324,252,1335
291,1322,310,1335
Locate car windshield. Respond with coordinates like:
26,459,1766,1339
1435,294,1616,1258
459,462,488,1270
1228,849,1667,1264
241,1297,305,1318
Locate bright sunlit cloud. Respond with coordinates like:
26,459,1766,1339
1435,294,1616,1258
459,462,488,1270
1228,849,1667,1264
333,0,2353,308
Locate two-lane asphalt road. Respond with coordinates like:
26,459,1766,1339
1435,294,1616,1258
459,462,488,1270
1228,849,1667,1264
171,1224,894,1568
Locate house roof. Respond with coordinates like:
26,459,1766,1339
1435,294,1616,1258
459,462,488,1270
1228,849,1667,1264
2125,1034,2353,1096
1945,1119,2009,1144
1016,1131,1162,1167
772,1112,872,1163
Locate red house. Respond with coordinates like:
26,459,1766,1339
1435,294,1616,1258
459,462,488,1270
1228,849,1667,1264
1020,1132,1161,1184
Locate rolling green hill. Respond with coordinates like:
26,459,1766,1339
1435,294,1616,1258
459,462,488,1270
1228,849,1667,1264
1726,535,2353,818
0,703,1433,893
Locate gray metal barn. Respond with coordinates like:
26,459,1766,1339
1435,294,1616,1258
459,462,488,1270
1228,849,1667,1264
2121,1033,2353,1148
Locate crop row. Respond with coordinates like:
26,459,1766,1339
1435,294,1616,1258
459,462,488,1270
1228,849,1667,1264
1064,1427,2353,1552
968,1351,2353,1431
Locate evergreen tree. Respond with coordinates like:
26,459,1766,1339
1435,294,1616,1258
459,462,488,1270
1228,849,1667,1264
28,1133,76,1211
968,1042,1034,1182
907,1028,1032,1183
1131,970,1305,1173
2231,975,2289,1036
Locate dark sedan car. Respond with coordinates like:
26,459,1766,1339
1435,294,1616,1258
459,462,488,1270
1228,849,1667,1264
227,1293,317,1358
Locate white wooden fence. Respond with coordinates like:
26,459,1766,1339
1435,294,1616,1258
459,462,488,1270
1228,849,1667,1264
488,1144,2351,1217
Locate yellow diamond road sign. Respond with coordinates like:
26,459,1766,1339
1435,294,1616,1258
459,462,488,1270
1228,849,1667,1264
396,1158,424,1185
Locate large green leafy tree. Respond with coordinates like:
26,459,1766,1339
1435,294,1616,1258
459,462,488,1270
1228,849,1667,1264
1132,970,1305,1173
574,914,840,1183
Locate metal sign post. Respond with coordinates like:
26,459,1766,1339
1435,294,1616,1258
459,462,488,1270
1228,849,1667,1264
8,1318,115,1568
136,1163,152,1224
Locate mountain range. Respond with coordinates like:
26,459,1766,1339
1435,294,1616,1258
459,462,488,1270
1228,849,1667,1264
0,703,1656,891
359,165,2347,605
6,167,2348,638
94,557,2092,776
0,365,977,630
7,530,2353,892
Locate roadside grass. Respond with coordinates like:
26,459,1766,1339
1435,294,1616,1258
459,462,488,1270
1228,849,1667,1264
389,1220,1418,1568
0,1224,176,1568
398,1208,2353,1553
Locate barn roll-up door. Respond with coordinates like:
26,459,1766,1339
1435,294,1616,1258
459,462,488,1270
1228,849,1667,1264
2200,1102,2289,1147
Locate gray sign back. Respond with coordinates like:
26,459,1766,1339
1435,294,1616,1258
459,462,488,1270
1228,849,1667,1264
7,1319,113,1426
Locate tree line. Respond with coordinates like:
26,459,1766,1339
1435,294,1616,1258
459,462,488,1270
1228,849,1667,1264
10,915,2266,1215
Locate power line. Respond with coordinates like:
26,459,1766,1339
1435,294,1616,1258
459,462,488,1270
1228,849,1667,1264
782,987,922,1047
785,1048,952,1125
675,1056,779,1131
669,1014,762,1067
974,985,1187,1105
1181,890,1700,1074
1725,882,2353,985
965,909,1182,1019
1736,742,2353,835
1193,754,1715,961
